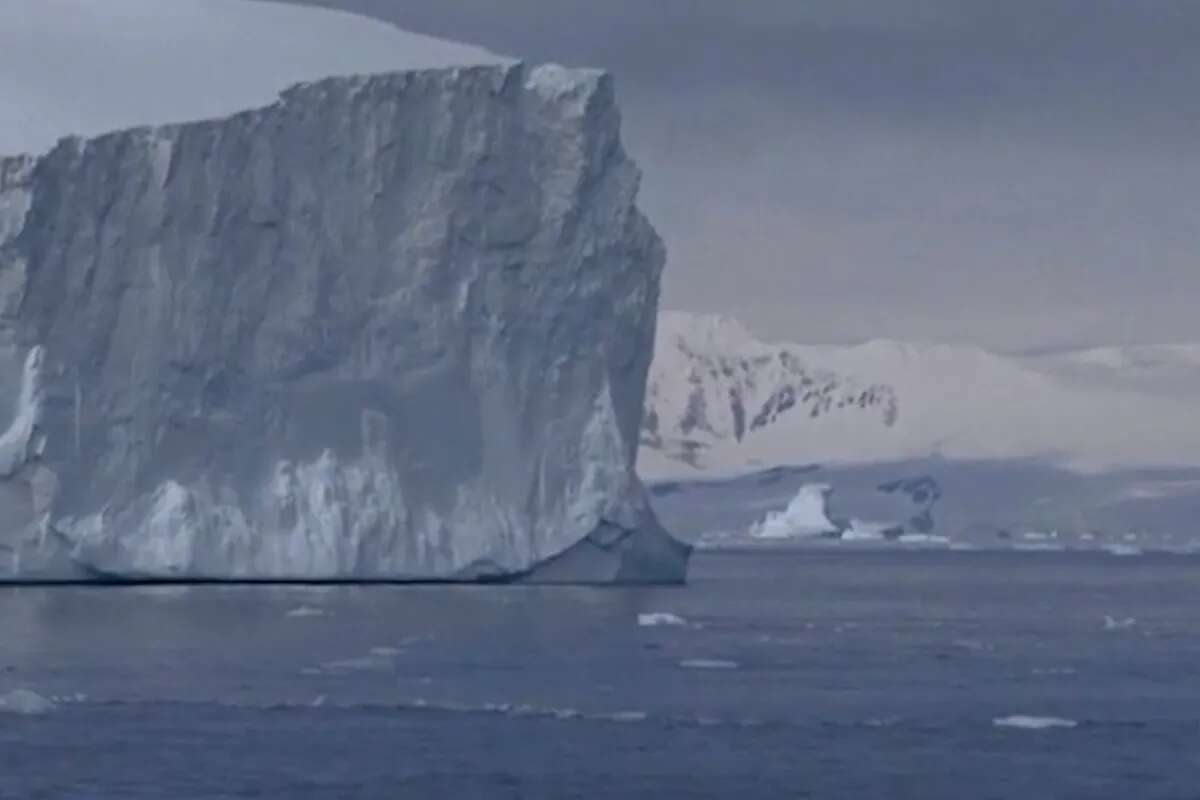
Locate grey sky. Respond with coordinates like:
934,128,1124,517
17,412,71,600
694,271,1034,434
292,0,1200,351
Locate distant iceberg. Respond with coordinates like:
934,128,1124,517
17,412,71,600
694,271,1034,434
0,689,55,715
748,484,839,539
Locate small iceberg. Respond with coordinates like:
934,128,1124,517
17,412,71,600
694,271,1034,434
993,715,1077,730
638,612,689,628
748,484,838,539
0,689,56,715
1104,544,1142,557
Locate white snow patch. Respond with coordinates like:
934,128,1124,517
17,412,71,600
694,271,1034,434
993,715,1078,730
525,64,605,103
0,688,55,715
1103,615,1137,631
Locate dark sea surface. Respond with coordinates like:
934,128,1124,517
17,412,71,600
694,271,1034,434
2,549,1199,799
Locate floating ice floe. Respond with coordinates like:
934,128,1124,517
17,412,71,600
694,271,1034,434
0,689,55,715
407,698,648,724
1012,542,1067,552
993,715,1078,730
638,612,689,627
286,606,329,618
897,533,951,546
840,520,888,542
317,648,401,673
678,659,740,670
1103,615,1137,631
1104,544,1143,557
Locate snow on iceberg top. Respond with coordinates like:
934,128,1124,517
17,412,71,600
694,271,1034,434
0,0,508,157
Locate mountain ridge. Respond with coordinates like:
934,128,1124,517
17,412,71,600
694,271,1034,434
640,310,1200,479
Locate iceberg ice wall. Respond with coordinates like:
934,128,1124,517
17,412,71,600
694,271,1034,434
0,63,687,582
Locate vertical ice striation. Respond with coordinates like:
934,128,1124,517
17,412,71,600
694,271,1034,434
0,64,688,582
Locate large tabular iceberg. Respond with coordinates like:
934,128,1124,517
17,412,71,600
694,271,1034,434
0,47,686,581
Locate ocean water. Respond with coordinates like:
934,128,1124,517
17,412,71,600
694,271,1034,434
2,549,1199,798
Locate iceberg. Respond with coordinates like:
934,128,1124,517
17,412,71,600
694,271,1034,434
0,689,55,715
0,57,688,582
748,484,840,539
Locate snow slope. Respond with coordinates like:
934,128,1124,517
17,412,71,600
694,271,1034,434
0,0,506,157
642,311,1200,479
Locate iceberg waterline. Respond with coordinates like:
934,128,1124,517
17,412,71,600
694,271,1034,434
0,62,687,583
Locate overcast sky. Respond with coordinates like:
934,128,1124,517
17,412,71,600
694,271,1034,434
294,0,1199,351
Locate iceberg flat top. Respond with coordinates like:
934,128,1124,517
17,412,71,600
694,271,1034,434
0,0,507,157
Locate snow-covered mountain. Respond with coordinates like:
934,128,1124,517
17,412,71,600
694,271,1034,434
0,0,506,157
641,311,1200,479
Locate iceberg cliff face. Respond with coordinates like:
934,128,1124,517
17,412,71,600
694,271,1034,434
0,63,687,582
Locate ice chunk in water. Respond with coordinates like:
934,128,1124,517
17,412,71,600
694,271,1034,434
0,689,55,715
